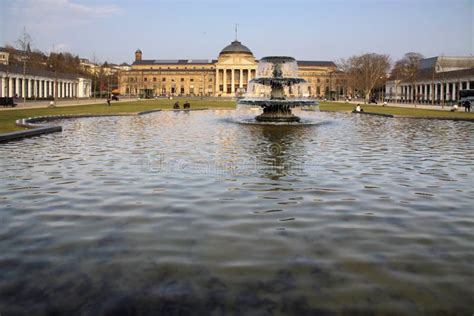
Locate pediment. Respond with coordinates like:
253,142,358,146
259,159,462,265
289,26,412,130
217,55,257,66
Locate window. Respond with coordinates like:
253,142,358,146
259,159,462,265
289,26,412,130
153,77,157,82
181,78,185,82
190,78,194,82
326,79,329,83
209,78,213,82
317,78,320,83
162,78,166,82
144,77,147,82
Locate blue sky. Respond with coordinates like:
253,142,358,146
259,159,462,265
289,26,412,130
0,0,472,64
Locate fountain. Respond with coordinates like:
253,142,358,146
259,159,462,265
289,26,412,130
239,56,317,122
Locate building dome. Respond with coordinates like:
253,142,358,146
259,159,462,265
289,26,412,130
219,40,252,55
135,49,142,54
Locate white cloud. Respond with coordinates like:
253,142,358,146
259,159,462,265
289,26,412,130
14,0,121,19
52,43,70,52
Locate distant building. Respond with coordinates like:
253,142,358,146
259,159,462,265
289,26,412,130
118,39,345,98
0,50,9,65
0,64,91,99
385,56,474,104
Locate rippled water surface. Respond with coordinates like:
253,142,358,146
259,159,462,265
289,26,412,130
1,109,473,315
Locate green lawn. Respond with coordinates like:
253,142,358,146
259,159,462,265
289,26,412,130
1,99,473,134
318,101,474,119
0,99,236,134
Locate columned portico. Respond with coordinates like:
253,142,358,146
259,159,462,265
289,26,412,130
231,69,235,94
239,69,243,89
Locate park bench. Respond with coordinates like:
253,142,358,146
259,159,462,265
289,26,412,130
0,97,17,108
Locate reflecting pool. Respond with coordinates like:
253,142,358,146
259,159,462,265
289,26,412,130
0,109,473,315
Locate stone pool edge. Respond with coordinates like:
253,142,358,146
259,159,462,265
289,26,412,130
316,109,474,122
0,109,164,143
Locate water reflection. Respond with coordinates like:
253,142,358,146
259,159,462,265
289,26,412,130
0,110,473,315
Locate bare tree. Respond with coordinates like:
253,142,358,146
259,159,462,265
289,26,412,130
391,52,424,103
336,58,356,99
16,27,33,102
344,53,391,102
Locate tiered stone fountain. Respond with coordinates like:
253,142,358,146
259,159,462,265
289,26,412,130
239,56,316,122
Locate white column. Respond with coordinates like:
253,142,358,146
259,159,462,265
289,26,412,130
32,79,37,98
434,84,438,103
239,69,243,89
439,82,445,103
424,84,428,101
223,69,227,94
9,78,14,97
231,68,235,94
15,78,20,96
215,69,219,95
467,81,470,90
451,82,456,101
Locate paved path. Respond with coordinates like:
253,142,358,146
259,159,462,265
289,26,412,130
0,97,137,111
335,100,470,112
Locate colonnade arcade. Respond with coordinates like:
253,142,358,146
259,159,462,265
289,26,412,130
215,67,256,95
0,75,78,99
399,79,473,104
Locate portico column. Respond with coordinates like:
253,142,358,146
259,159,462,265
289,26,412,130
215,69,219,95
451,82,456,101
223,69,227,94
424,84,428,101
434,84,438,104
231,68,235,94
239,69,243,89
15,78,20,96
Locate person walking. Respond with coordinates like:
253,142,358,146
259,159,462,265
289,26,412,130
464,102,471,112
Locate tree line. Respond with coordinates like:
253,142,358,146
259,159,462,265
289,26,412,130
338,52,424,101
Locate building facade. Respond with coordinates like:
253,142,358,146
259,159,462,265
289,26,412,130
0,64,91,99
119,40,343,98
385,56,474,104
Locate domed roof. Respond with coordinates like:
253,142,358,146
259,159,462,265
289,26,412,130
135,49,142,54
219,40,252,55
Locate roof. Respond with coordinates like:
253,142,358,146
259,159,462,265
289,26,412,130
419,56,474,71
297,60,337,67
0,64,82,80
219,40,253,55
399,67,474,83
133,59,215,66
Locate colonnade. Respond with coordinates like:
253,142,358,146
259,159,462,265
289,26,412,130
0,75,78,99
215,68,257,95
398,80,472,104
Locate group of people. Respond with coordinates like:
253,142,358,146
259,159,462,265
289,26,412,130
173,101,191,109
450,103,471,112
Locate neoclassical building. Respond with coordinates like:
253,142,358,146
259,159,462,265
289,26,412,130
385,56,474,104
0,64,91,99
119,39,344,98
